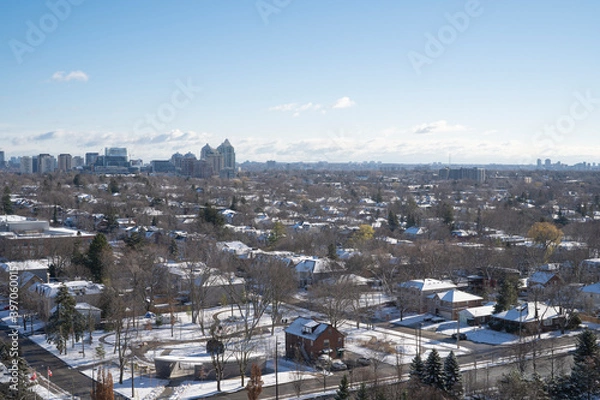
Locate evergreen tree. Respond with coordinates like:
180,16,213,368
494,275,520,313
388,210,399,232
355,382,368,400
0,338,36,399
46,285,85,355
443,351,463,399
85,233,111,283
334,374,350,400
2,186,13,215
409,353,425,383
424,349,445,390
327,243,338,260
200,203,225,227
570,329,600,399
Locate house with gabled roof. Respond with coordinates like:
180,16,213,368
490,302,564,334
427,289,484,320
284,317,345,362
580,282,600,314
398,279,457,313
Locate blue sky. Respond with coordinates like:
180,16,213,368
1,0,600,164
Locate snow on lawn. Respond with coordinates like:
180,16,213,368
179,357,325,399
80,363,169,400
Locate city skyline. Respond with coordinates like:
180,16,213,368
2,1,600,165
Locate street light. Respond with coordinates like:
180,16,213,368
274,337,280,400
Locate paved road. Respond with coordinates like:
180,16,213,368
1,321,94,399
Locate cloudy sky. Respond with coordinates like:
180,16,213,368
2,1,600,165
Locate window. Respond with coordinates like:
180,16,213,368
323,339,330,349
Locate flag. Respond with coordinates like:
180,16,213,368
30,372,37,381
47,367,52,377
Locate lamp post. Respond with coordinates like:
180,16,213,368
275,338,279,400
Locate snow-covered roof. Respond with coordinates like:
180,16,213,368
433,289,483,303
284,317,334,340
399,279,457,292
458,305,495,318
527,271,558,287
0,259,48,272
30,280,104,298
581,282,600,295
493,302,561,323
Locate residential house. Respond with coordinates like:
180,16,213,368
427,289,484,320
490,302,564,334
29,280,104,320
284,317,345,362
458,304,495,326
288,257,345,287
398,279,457,313
580,282,600,315
162,261,245,308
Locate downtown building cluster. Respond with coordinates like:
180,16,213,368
0,139,236,178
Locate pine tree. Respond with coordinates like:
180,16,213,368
0,338,36,399
2,186,13,215
334,374,350,400
443,351,463,399
85,233,112,283
570,329,600,398
388,210,399,232
424,349,444,391
494,275,520,313
355,382,368,400
409,353,425,383
46,285,85,355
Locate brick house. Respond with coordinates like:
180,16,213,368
284,317,345,362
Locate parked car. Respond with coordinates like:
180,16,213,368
451,332,467,341
331,360,348,371
356,357,371,366
144,312,156,319
431,316,445,323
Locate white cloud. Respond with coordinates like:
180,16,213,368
51,70,89,82
269,102,322,117
412,120,466,134
269,97,355,117
332,96,356,109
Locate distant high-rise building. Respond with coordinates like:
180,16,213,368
0,151,5,168
200,139,236,178
104,147,129,167
72,156,84,168
537,159,542,168
37,154,55,174
85,152,99,167
58,154,72,172
545,158,551,168
439,167,485,182
20,156,33,174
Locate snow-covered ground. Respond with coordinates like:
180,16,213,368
6,292,599,399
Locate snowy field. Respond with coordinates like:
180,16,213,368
5,293,599,399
